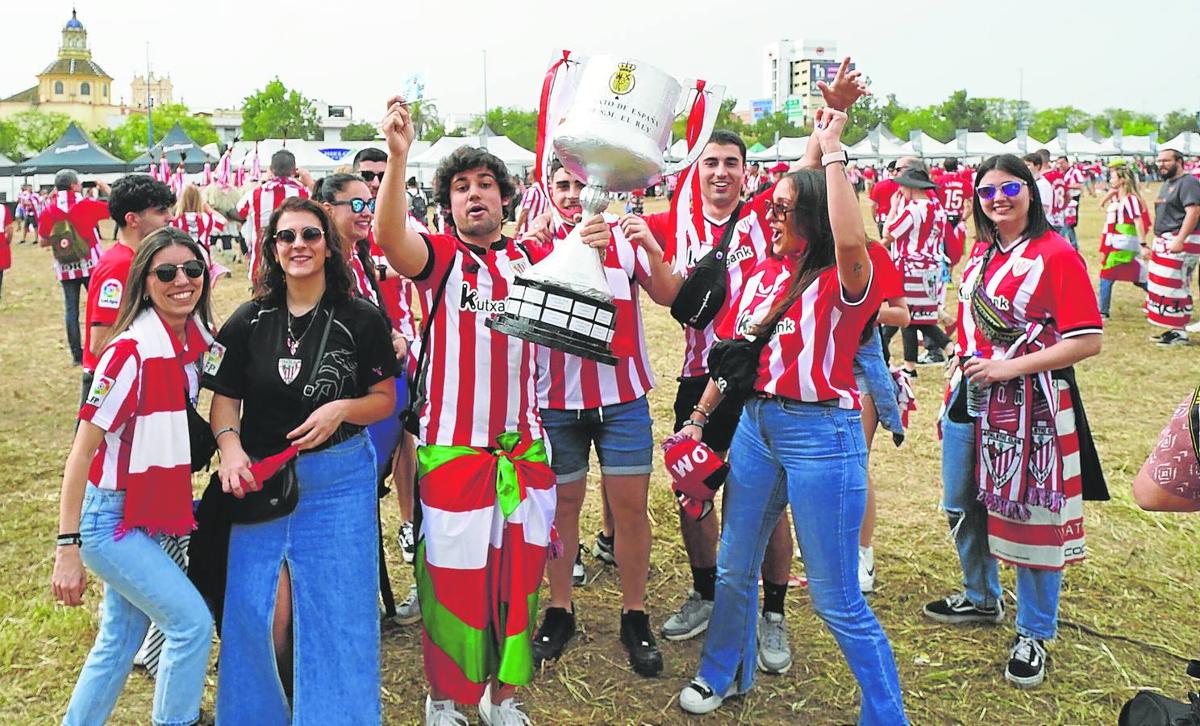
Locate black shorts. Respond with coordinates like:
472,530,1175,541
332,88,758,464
673,374,746,453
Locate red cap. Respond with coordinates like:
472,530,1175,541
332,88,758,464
662,434,728,520
768,162,789,173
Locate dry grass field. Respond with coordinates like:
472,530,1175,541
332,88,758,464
1,188,1198,725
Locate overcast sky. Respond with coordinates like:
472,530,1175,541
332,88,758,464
4,1,1197,125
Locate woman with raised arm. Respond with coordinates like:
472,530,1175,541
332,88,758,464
923,154,1105,689
675,108,907,724
52,227,216,726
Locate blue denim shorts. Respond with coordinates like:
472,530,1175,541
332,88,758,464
540,396,654,483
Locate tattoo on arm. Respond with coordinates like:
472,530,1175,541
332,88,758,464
853,262,863,276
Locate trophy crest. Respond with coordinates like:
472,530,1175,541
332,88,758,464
487,54,724,364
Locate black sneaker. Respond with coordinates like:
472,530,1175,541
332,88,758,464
922,592,1004,624
900,368,918,379
917,350,946,365
1005,635,1047,688
619,610,663,677
572,544,586,586
592,531,616,566
531,606,575,665
1154,330,1190,346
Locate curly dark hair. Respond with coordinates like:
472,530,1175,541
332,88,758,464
432,146,515,228
254,197,354,305
109,174,176,228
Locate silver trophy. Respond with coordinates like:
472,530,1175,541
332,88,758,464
488,55,723,364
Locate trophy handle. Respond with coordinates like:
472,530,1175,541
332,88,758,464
661,82,725,177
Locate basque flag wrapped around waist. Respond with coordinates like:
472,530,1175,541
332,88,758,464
414,432,556,703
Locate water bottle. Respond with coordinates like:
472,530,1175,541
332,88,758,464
965,353,987,418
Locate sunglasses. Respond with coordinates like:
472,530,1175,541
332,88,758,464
273,226,325,245
151,260,206,283
330,197,376,214
976,181,1026,200
766,202,793,220
359,171,384,183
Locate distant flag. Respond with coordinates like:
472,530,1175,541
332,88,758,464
159,156,171,182
202,162,212,186
149,160,160,181
251,144,262,182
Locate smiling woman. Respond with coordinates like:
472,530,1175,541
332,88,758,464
51,226,216,726
202,197,398,722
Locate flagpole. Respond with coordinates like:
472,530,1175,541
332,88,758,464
145,43,154,152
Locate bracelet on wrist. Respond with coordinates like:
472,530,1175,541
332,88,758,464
691,403,711,418
683,418,706,430
214,426,240,441
56,533,82,547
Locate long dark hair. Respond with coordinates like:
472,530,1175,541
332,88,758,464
750,170,836,337
255,197,354,305
971,154,1051,245
312,173,385,305
108,227,213,344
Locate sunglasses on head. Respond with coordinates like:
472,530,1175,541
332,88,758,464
151,259,206,283
976,181,1026,200
273,226,324,245
359,171,384,183
330,197,376,214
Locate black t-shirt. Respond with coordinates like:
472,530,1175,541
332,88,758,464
203,294,399,459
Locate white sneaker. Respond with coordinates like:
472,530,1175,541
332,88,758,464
678,677,738,715
395,583,421,625
479,683,532,725
425,695,469,725
858,546,875,593
1186,320,1200,334
756,612,792,674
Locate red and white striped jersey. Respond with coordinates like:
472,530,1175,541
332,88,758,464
535,214,655,410
413,233,542,447
516,183,549,236
236,176,310,279
887,197,946,264
644,199,772,377
956,231,1102,360
172,211,226,250
37,191,107,281
349,252,380,306
718,255,881,409
1064,166,1086,188
80,339,201,490
1043,169,1068,225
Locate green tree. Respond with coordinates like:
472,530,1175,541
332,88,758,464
90,126,125,159
0,119,22,160
672,98,748,146
1027,106,1092,141
890,106,953,143
745,112,806,148
410,100,442,140
471,107,538,151
341,121,378,141
13,110,72,154
939,90,991,132
241,78,321,141
96,104,219,159
1161,109,1200,139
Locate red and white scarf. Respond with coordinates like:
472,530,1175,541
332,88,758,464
106,310,212,538
664,80,713,276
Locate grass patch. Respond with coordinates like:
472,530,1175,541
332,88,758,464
0,190,1197,724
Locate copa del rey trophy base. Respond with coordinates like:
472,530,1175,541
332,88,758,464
487,55,722,365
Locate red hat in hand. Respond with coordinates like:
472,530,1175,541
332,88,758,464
662,433,728,521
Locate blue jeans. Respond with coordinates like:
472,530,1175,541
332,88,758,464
540,396,654,482
697,398,907,725
853,328,904,436
365,376,408,482
942,385,1063,640
63,487,213,726
217,433,380,725
62,277,88,363
1063,225,1078,248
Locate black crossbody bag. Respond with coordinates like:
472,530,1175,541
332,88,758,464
670,203,743,329
401,260,455,436
219,307,335,524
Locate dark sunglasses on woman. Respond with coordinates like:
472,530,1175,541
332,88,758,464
329,198,376,214
976,181,1026,200
273,227,325,245
152,260,206,282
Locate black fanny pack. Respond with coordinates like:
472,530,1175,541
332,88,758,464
670,203,743,330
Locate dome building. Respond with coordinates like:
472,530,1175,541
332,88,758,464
0,10,129,130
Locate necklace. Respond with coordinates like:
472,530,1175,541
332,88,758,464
285,304,319,355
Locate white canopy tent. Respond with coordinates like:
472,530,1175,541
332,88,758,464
1116,135,1154,156
1162,132,1200,156
896,132,960,159
409,135,534,183
962,132,1010,158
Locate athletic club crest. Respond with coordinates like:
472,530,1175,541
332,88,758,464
981,428,1021,486
278,357,302,385
1028,421,1057,487
609,62,636,95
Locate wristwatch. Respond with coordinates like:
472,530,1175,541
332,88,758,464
821,150,849,167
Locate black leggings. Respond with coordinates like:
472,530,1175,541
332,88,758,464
880,323,952,364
